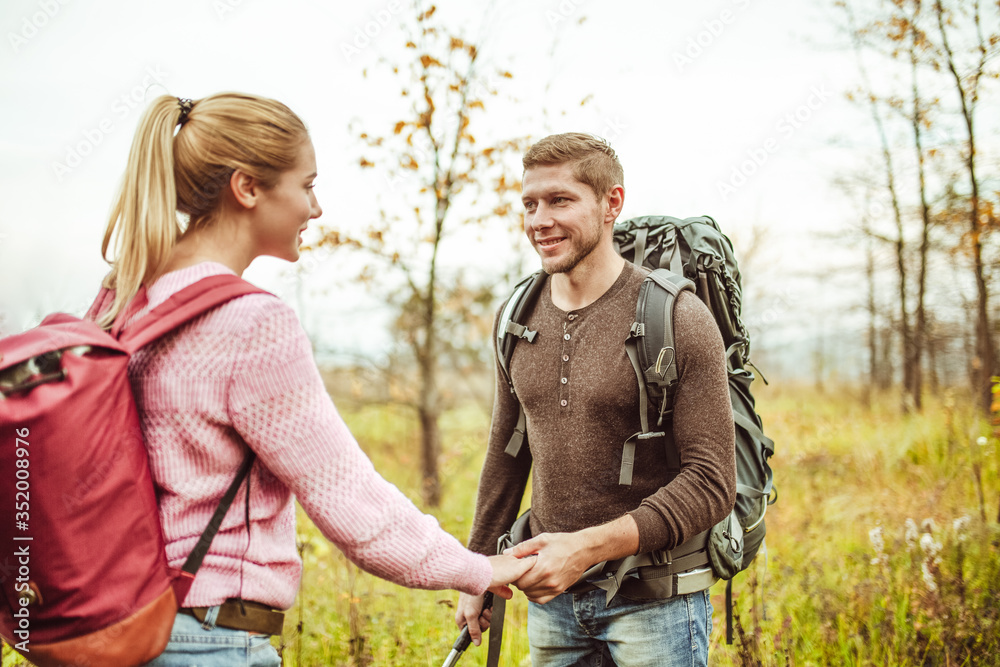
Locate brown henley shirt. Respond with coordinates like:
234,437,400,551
468,261,736,557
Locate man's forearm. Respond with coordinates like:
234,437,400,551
574,514,640,563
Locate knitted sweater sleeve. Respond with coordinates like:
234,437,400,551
227,297,491,595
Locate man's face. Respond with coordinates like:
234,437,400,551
521,163,607,276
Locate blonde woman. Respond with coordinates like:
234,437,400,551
87,93,532,666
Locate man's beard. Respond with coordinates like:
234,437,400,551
538,220,602,275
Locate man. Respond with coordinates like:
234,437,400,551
456,133,736,666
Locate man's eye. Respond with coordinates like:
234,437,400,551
524,202,536,211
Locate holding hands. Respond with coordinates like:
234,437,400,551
455,533,585,644
456,516,640,641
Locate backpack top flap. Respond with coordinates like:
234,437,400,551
672,216,742,286
0,315,125,374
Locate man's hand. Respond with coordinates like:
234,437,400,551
505,514,641,604
503,532,590,603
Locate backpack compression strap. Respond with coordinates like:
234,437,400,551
613,220,685,275
620,269,695,486
496,272,547,458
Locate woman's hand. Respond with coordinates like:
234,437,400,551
455,554,535,646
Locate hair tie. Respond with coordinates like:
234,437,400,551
177,98,193,125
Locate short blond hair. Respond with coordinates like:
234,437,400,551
98,92,308,328
522,133,624,199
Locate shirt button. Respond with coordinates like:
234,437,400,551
562,355,569,362
561,377,568,384
568,313,577,320
560,399,568,407
564,333,571,340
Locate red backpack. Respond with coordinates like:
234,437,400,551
0,274,268,667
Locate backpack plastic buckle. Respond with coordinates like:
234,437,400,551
505,321,537,343
698,254,723,271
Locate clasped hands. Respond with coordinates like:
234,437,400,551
456,531,591,646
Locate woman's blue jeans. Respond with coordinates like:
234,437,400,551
143,605,281,667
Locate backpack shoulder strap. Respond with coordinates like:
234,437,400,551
118,274,271,352
620,268,695,486
171,448,257,605
496,272,546,384
496,271,546,458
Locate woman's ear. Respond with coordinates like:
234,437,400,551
229,170,259,210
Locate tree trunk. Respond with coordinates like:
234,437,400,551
880,324,894,390
418,279,442,507
908,3,930,412
865,221,878,407
417,283,441,506
868,68,912,410
418,399,441,507
927,319,939,395
935,0,996,414
417,185,448,507
844,0,912,409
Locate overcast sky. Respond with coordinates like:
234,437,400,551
0,0,898,372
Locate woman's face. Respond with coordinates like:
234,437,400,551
251,139,323,262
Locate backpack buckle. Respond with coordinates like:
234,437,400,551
504,321,537,343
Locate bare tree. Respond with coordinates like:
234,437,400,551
840,0,915,410
897,0,935,411
314,3,526,506
931,0,999,413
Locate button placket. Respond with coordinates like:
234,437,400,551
559,314,578,408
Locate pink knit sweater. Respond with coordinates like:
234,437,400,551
89,262,491,609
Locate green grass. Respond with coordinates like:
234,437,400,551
707,384,1000,666
4,384,999,666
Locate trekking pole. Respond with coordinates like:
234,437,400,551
441,591,494,667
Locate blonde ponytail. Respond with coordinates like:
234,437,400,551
97,92,308,329
98,95,184,329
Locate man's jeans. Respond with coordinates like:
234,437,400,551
143,605,281,667
528,588,712,666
